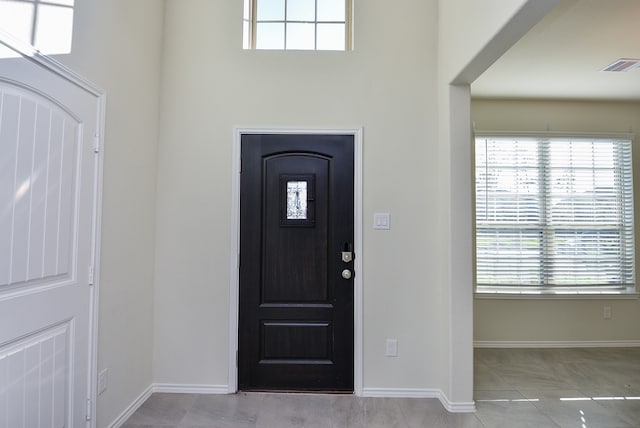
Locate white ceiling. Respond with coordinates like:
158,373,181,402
471,0,640,101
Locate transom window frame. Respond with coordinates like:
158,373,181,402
473,131,638,297
0,0,74,55
243,0,353,51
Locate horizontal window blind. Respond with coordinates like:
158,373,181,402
475,136,635,291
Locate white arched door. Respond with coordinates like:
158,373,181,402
0,36,103,427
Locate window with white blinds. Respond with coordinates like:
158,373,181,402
475,135,635,294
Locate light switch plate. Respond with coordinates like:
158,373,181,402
373,213,390,230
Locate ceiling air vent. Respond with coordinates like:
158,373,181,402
601,58,640,72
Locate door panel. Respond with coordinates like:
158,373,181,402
263,155,328,303
239,134,354,391
0,51,101,427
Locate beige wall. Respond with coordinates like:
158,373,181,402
437,0,559,402
1,0,575,423
439,0,531,82
472,99,640,343
20,0,571,422
55,1,164,426
153,0,443,392
153,0,558,407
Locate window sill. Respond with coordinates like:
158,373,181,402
475,290,639,300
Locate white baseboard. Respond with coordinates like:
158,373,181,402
152,383,231,394
109,384,476,427
361,387,441,398
474,340,640,348
361,388,476,413
107,383,229,428
107,384,153,428
438,394,477,413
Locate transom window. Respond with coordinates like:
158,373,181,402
475,134,635,294
0,0,74,56
243,0,351,51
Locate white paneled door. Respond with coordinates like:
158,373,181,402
0,38,103,427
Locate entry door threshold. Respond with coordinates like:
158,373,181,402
239,389,354,395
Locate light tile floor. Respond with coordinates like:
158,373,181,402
122,348,640,428
474,347,640,428
122,393,484,428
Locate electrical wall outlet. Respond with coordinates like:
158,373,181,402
98,369,108,395
373,213,391,230
603,306,612,320
385,339,398,357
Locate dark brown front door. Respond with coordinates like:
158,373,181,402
239,133,354,391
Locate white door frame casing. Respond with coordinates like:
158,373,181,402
229,127,364,395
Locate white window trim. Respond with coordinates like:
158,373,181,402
474,291,639,300
244,0,353,51
473,130,638,298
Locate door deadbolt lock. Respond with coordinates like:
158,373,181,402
341,251,353,263
341,269,352,280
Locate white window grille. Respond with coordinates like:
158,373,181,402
244,0,351,51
